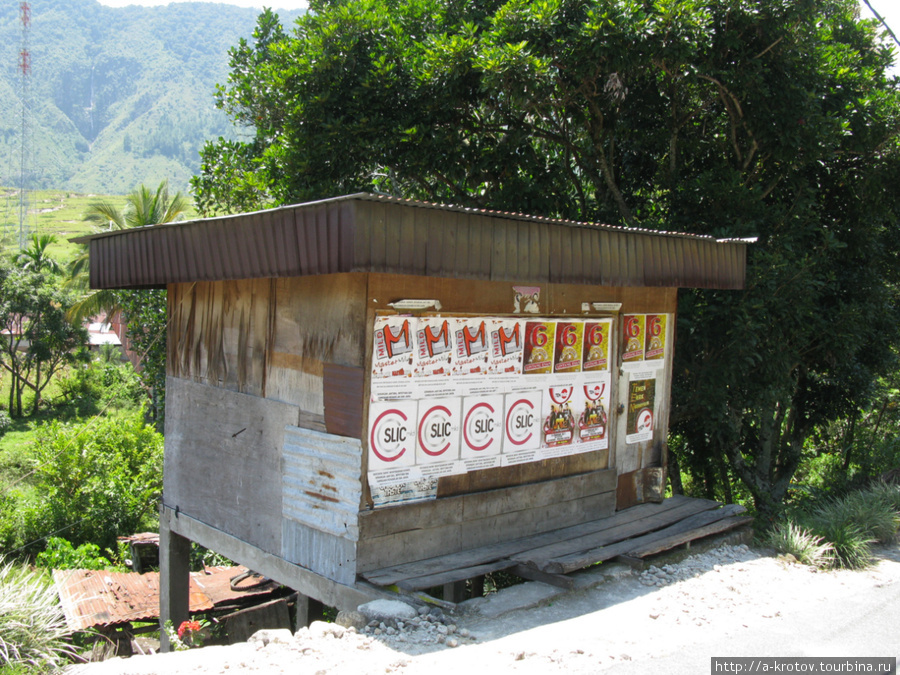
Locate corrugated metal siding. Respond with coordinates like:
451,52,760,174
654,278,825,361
281,425,362,584
52,566,278,631
282,425,362,540
79,193,750,291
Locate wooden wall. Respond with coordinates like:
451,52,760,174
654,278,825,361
165,271,679,578
165,274,368,576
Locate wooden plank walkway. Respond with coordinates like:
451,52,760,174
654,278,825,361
360,495,752,593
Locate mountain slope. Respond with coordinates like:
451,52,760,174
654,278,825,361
0,0,304,195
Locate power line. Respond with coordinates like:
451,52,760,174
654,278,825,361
861,0,900,50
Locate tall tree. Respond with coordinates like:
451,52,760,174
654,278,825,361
67,180,188,425
0,266,88,417
196,0,900,518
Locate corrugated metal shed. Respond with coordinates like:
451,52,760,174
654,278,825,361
73,193,752,291
52,566,279,631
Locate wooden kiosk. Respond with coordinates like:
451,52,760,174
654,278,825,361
78,193,749,638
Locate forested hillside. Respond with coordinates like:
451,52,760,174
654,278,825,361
0,0,304,195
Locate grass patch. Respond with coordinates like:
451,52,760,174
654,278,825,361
0,558,77,671
770,483,900,570
765,521,833,567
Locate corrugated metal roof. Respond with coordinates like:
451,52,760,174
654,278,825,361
52,566,280,631
74,193,752,290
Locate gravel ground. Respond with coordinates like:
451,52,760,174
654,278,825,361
66,539,900,675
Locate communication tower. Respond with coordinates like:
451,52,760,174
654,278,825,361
17,1,32,250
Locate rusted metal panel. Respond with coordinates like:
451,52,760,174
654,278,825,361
281,425,362,541
52,566,280,631
76,193,751,291
281,425,362,584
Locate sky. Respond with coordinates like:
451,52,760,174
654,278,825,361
93,0,899,70
96,0,309,9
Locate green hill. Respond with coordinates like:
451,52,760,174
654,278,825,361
0,0,304,196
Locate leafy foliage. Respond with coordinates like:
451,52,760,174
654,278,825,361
34,537,120,572
196,0,900,518
116,289,168,427
0,264,89,417
6,409,163,556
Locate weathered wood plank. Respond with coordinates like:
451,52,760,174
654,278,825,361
539,504,749,574
626,514,752,559
512,495,721,568
363,495,694,585
358,489,614,575
396,560,515,592
160,506,378,612
511,564,575,590
323,363,364,438
164,377,301,556
463,491,615,550
363,494,719,588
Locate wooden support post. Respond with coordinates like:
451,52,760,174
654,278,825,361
159,517,191,653
443,580,468,604
294,593,310,630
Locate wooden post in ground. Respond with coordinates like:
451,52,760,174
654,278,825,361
159,517,191,652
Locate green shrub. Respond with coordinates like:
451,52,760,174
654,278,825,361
808,514,874,569
10,408,163,556
804,490,898,569
766,521,833,567
35,538,113,571
867,482,900,515
0,558,76,671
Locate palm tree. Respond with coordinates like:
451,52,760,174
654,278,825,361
14,234,62,275
66,180,189,322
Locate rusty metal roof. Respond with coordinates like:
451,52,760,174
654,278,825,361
52,566,280,631
74,193,752,291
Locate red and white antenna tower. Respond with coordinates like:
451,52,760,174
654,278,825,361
17,1,32,250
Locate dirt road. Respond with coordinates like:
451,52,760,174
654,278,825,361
68,540,900,674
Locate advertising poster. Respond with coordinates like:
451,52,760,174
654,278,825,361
644,314,667,362
460,394,505,460
414,317,455,398
574,376,611,451
553,321,584,374
523,320,555,376
502,390,543,455
367,399,418,472
626,374,656,444
488,318,526,393
622,314,646,365
415,397,461,470
541,383,577,451
369,477,439,508
582,319,611,372
371,316,415,401
453,318,494,396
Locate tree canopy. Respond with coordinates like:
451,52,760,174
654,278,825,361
194,0,900,518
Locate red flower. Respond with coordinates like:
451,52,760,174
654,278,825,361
177,620,202,638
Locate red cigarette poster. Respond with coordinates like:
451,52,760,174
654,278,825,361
644,314,667,361
523,320,555,375
622,315,646,364
553,321,584,374
582,319,611,372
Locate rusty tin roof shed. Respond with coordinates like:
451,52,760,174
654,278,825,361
75,193,751,290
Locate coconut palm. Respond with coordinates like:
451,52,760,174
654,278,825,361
14,234,61,275
66,180,189,322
